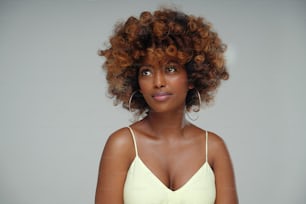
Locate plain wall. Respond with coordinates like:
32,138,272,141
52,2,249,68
1,0,305,203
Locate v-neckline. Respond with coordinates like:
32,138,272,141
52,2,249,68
133,155,211,192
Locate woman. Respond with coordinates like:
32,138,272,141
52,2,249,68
95,8,238,204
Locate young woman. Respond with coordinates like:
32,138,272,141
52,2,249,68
95,8,238,204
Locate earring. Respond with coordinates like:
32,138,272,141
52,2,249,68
128,90,138,112
194,89,201,111
186,89,202,121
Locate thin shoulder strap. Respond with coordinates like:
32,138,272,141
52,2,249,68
205,130,208,162
127,126,138,156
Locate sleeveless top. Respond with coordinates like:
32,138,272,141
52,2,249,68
123,127,216,204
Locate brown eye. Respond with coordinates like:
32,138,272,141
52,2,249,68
140,68,152,76
165,65,177,73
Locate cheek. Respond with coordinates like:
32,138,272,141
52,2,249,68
138,79,149,93
171,75,189,88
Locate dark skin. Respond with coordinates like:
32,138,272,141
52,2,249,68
95,53,238,204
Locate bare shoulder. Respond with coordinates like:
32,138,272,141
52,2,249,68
105,127,133,148
207,131,227,150
206,131,232,166
95,127,135,203
207,131,239,203
102,127,135,163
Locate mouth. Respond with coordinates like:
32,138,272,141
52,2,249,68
152,92,172,102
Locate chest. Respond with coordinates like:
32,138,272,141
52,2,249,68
123,156,216,204
136,137,207,191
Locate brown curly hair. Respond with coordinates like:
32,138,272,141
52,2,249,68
99,8,229,116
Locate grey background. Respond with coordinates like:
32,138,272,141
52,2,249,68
1,0,305,203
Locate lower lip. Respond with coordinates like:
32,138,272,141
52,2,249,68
153,94,171,102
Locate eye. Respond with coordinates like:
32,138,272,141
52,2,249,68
139,68,152,76
165,64,177,73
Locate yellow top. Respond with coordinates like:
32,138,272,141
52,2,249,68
124,127,216,204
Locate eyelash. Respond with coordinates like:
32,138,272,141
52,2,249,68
139,64,178,76
140,69,152,76
165,65,177,73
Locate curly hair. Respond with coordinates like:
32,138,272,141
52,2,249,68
99,8,229,116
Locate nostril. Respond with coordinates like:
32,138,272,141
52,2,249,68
153,71,166,88
154,77,166,88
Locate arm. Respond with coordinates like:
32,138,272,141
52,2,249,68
95,128,134,204
210,133,239,204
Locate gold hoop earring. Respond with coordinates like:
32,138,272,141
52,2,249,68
186,89,201,121
128,90,138,112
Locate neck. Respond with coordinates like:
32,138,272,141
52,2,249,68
144,109,189,138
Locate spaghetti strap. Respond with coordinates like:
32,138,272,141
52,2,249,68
205,130,208,162
127,126,138,156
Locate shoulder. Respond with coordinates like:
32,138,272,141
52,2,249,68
206,131,239,203
190,124,226,148
206,131,232,168
105,127,133,147
207,131,227,150
102,127,135,162
95,127,136,203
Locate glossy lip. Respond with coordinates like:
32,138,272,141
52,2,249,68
152,92,172,102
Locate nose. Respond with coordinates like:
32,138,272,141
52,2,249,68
154,70,166,88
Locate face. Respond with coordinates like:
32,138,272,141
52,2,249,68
138,53,193,113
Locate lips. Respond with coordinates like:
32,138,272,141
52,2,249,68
152,92,172,102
